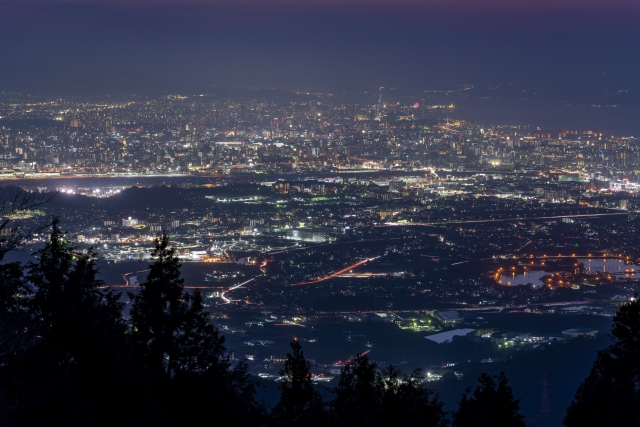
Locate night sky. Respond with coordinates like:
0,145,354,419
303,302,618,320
1,0,639,90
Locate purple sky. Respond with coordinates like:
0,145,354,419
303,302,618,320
3,0,638,30
0,0,638,89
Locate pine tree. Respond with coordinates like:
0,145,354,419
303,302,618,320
0,262,28,313
130,232,226,377
29,221,124,357
379,366,446,427
453,372,525,427
331,353,384,427
564,295,640,427
271,340,326,427
130,233,265,425
130,232,187,376
0,220,132,426
331,354,446,427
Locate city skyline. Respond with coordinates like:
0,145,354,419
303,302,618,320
1,1,640,426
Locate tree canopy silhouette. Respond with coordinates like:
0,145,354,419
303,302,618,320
331,352,446,427
129,232,265,426
453,372,525,427
564,295,640,427
271,339,327,427
130,232,227,377
0,219,134,426
0,227,469,427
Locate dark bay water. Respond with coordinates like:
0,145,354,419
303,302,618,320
499,258,638,287
426,97,640,136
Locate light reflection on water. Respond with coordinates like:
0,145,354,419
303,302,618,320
498,259,639,287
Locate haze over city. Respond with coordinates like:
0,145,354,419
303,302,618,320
0,1,639,426
1,0,639,91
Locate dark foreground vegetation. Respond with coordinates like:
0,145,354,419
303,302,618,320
0,222,638,426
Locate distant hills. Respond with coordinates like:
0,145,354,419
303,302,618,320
0,62,637,106
0,63,319,100
465,74,640,107
0,63,210,97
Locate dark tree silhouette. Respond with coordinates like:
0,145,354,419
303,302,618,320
564,295,640,427
130,232,226,376
0,223,270,426
0,187,52,261
379,366,446,427
0,262,28,313
331,353,445,427
130,232,265,426
271,340,327,427
0,220,134,426
331,353,383,427
453,372,525,427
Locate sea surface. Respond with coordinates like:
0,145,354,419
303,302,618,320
426,97,640,137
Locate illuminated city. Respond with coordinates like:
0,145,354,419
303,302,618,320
0,0,639,425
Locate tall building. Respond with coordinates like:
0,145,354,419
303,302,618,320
375,87,384,120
